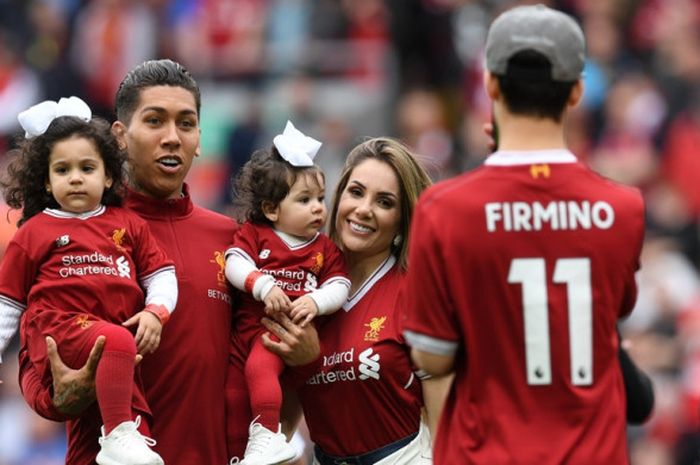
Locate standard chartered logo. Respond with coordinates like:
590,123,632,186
358,348,380,380
306,347,382,385
116,256,131,278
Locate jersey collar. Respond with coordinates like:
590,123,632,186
43,205,106,219
484,149,577,166
273,228,319,250
125,184,194,219
343,254,396,311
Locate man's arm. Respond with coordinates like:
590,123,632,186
421,373,454,441
411,348,455,377
619,343,654,424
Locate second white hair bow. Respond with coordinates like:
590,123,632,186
273,121,322,167
18,96,92,138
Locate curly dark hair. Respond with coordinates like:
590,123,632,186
231,146,323,225
1,116,127,226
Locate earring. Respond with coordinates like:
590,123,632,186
45,186,51,193
393,235,402,247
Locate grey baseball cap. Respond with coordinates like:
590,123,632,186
485,4,585,82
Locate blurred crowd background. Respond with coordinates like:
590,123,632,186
1,0,699,464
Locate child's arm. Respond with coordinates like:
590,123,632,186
123,267,178,355
290,279,350,326
0,295,25,364
225,252,291,313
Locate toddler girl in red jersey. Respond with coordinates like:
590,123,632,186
0,97,177,465
225,121,350,465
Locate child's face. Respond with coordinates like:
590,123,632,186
266,172,327,240
46,135,112,214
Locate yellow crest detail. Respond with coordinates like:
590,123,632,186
364,316,387,342
210,251,227,287
112,228,127,252
75,314,94,329
530,164,551,179
310,252,324,274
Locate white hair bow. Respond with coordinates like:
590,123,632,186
273,121,322,167
18,96,92,138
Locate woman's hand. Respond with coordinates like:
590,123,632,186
260,313,320,366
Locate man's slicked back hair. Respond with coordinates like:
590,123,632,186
115,59,201,125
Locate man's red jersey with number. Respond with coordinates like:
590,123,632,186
402,150,645,465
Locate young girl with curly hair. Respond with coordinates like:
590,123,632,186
224,121,350,465
0,97,177,465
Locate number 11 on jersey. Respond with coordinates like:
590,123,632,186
508,258,593,386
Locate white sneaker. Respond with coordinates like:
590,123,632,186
240,417,296,465
96,416,164,465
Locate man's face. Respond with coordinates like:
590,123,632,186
113,85,200,200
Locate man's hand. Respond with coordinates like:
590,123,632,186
47,335,102,416
260,313,320,366
123,311,163,354
46,335,143,416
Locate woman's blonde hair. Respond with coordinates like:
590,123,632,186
329,137,432,271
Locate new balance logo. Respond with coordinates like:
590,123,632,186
358,348,380,380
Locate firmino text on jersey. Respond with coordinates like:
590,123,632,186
485,200,615,232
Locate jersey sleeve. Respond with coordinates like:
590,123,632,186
225,222,260,266
319,236,350,287
402,200,460,356
619,190,645,318
130,213,175,280
0,235,38,306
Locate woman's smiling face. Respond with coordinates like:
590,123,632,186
335,158,401,267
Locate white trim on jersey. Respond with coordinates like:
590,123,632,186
0,294,26,361
308,279,350,315
141,266,178,313
225,247,256,264
43,204,106,219
404,330,458,357
273,229,320,250
343,255,396,311
485,149,577,166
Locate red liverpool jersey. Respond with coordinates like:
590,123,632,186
17,187,238,465
0,206,171,326
125,188,237,465
403,150,645,465
227,222,348,346
1,205,173,465
296,256,423,456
